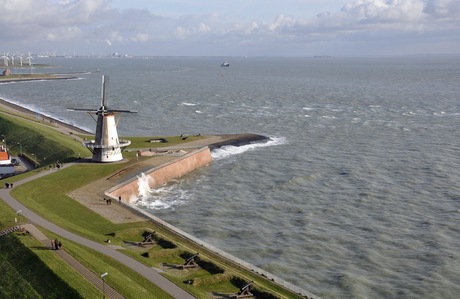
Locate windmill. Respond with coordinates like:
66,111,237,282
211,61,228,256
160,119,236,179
68,75,137,162
10,53,15,66
19,53,23,66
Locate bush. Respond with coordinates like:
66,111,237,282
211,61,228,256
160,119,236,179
157,238,176,249
198,259,225,275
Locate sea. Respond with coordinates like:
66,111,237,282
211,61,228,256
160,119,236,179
1,55,459,298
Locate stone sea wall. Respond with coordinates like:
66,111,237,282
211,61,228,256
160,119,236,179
107,147,212,202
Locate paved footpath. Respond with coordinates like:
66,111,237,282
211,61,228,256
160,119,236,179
24,223,125,299
0,164,195,299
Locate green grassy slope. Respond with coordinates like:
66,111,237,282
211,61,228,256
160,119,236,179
0,113,89,165
0,234,83,299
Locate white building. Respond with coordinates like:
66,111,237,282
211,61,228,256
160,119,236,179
0,145,15,177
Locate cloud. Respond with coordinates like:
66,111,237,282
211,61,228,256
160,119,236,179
0,0,459,56
261,0,460,50
131,33,149,42
424,0,460,18
268,0,460,33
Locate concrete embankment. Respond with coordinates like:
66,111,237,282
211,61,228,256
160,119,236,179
107,146,212,202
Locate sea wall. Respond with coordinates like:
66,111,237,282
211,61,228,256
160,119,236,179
107,147,211,202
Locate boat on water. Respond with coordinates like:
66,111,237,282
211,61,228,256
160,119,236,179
220,61,230,67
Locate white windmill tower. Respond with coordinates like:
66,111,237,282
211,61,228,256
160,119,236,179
10,53,15,66
68,75,137,162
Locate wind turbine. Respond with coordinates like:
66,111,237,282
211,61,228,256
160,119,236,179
19,53,23,66
68,75,137,162
2,53,9,66
26,53,33,66
10,53,15,66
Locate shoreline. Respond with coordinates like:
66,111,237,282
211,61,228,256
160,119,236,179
0,97,270,148
0,75,79,84
0,95,317,298
0,97,92,135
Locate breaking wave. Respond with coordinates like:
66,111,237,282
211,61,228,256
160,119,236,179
211,137,287,160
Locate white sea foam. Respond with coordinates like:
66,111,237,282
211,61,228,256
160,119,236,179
134,173,190,210
182,102,198,106
211,137,287,160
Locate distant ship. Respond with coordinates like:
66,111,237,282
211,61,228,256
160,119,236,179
220,61,230,67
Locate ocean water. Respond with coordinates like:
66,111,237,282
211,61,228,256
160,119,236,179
1,56,459,298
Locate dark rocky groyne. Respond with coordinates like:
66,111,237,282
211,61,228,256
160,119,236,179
208,133,270,150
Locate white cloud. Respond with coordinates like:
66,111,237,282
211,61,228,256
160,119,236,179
132,33,150,42
198,23,211,33
265,0,460,41
270,15,296,31
337,0,426,25
0,0,459,56
424,0,460,18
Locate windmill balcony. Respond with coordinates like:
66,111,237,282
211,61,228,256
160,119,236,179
83,139,131,149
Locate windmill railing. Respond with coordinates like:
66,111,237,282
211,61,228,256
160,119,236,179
83,140,131,149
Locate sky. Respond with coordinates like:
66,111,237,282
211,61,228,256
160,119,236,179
0,0,459,57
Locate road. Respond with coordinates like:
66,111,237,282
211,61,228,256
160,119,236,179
0,163,195,299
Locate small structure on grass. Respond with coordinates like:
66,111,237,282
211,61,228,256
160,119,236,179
232,281,254,298
178,252,199,270
124,231,157,247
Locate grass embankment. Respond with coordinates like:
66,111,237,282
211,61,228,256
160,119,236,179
0,110,87,165
0,113,305,298
0,234,84,298
0,201,97,298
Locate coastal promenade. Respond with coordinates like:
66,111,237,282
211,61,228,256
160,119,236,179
0,164,195,299
0,96,317,298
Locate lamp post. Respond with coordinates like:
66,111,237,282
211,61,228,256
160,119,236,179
31,153,37,168
16,210,22,228
100,272,108,298
17,142,22,156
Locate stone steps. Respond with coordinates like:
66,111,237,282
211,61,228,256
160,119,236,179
0,225,20,237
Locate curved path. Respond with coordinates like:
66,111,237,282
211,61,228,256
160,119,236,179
0,164,195,299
